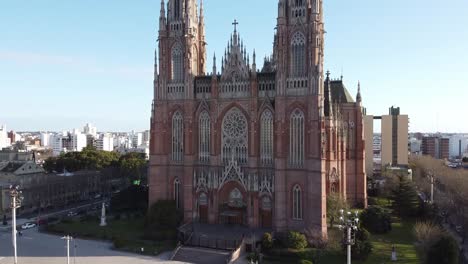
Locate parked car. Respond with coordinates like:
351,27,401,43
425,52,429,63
67,211,78,217
21,223,37,230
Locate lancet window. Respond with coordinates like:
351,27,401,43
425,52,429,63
260,110,274,165
172,111,184,161
291,32,306,77
199,111,210,163
289,109,305,168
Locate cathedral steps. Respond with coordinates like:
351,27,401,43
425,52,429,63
172,246,231,264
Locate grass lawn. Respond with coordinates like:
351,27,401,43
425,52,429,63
358,219,419,264
265,195,420,264
265,220,419,264
45,217,176,255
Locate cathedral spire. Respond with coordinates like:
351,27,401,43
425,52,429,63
159,0,166,30
252,49,257,73
356,81,362,105
212,53,216,75
154,49,158,81
324,70,333,117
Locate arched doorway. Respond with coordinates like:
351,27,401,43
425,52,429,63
219,187,247,225
198,193,208,223
260,196,273,228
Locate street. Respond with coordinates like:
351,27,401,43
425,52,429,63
0,228,187,264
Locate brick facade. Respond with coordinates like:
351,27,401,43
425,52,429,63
149,0,367,238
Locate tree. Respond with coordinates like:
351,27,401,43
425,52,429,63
391,176,420,217
110,185,148,213
350,228,373,261
43,147,120,173
427,234,459,264
360,206,392,234
327,193,349,228
145,200,183,240
118,153,148,183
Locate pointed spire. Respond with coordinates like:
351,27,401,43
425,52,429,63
324,70,333,117
199,0,204,24
159,0,166,30
221,56,224,72
252,49,257,74
154,49,158,80
356,81,362,104
212,53,216,75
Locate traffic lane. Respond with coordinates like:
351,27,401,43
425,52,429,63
1,228,124,257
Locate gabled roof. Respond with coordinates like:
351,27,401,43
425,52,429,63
330,80,355,103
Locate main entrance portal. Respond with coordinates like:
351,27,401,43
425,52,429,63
219,187,247,225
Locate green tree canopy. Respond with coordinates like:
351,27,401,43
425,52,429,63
43,146,120,173
327,193,349,228
118,152,148,182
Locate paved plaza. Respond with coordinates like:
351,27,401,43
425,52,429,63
0,228,187,264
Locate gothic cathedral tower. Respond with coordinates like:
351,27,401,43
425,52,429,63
155,0,206,100
272,0,328,234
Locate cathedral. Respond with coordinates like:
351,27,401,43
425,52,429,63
149,0,367,237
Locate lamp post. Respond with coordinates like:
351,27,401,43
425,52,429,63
10,184,23,264
338,209,359,264
61,235,73,264
430,172,434,203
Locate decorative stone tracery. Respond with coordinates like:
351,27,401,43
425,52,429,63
222,108,248,165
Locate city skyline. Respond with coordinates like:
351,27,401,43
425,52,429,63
1,0,467,132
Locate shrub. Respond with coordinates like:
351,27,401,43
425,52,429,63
299,260,313,264
247,252,259,262
427,234,459,264
113,236,127,249
345,228,372,261
262,233,273,251
360,206,392,234
304,228,327,249
287,231,308,250
414,221,444,260
145,200,182,240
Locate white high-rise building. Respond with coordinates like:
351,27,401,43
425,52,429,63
142,130,150,145
132,132,143,148
40,132,52,147
83,123,97,138
70,132,87,152
51,134,65,156
0,125,10,149
96,133,114,152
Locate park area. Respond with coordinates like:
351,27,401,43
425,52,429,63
262,198,420,264
45,217,176,256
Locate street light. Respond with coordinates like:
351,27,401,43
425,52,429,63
338,209,360,264
61,235,73,264
10,184,23,264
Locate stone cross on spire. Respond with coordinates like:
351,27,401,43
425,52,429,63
232,19,239,32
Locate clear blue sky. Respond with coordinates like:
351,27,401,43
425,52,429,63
0,0,467,132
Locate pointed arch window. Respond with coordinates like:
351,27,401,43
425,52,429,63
293,185,303,220
199,111,210,163
172,111,184,161
171,43,184,82
174,0,181,19
289,109,305,168
260,110,274,166
291,32,306,77
174,178,181,209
